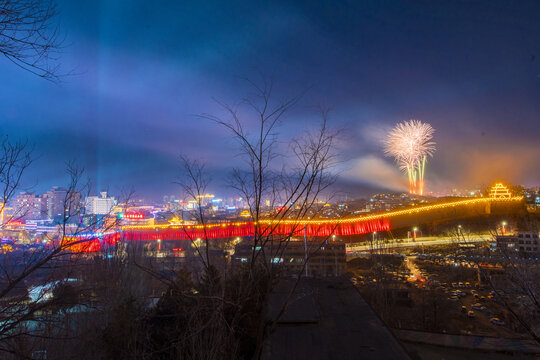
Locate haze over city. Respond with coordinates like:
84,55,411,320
1,0,539,199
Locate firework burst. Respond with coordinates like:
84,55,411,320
384,120,436,195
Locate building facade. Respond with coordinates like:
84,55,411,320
12,192,45,221
492,232,540,256
85,192,116,215
233,240,346,277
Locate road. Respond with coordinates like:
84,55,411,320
346,236,490,254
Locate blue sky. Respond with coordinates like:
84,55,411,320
1,0,539,199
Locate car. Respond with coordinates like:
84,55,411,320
468,311,475,318
465,282,471,288
458,282,464,288
449,296,459,301
472,303,486,311
461,306,467,313
452,282,458,288
490,318,505,326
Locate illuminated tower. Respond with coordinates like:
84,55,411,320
488,183,512,199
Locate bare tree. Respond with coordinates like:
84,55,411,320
197,78,339,358
0,163,134,357
0,0,62,81
176,155,213,270
202,79,337,266
78,78,340,360
0,136,32,223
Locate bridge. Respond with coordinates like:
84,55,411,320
69,196,523,252
121,196,523,241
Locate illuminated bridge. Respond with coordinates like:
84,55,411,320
68,196,524,252
120,196,524,242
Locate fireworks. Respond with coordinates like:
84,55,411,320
384,120,436,195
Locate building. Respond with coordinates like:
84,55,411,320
85,192,116,215
489,183,512,199
121,211,155,226
492,232,540,256
524,186,540,212
43,187,81,221
234,240,346,277
263,277,410,360
364,193,412,213
12,192,45,221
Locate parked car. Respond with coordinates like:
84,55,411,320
468,311,475,318
490,317,505,326
461,306,467,313
472,303,486,311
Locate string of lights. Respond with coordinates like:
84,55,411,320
120,196,523,241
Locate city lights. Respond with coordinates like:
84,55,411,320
120,196,523,241
3,2,539,357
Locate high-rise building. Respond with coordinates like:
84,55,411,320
85,191,116,215
44,187,67,219
44,187,82,221
12,192,46,221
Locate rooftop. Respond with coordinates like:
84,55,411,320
263,277,410,360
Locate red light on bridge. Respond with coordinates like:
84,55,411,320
172,247,183,252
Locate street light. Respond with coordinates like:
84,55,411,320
332,234,336,241
501,221,507,235
413,227,418,240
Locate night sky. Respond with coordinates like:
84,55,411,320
1,0,539,200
